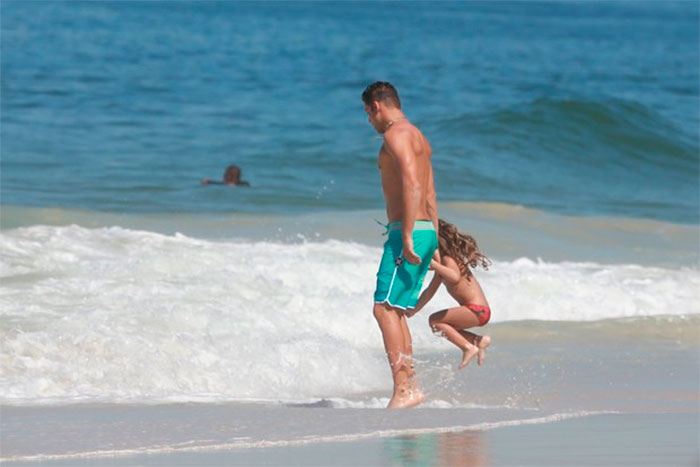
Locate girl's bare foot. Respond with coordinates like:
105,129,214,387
477,335,491,366
458,344,479,370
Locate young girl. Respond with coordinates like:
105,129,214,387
407,219,492,370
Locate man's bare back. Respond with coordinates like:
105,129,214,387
378,121,434,224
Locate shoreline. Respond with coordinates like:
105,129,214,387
3,200,699,229
2,202,698,268
2,411,697,466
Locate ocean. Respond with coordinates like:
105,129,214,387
1,1,699,465
1,0,698,221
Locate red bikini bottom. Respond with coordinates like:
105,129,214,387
466,304,491,326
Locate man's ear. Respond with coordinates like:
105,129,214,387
369,101,380,114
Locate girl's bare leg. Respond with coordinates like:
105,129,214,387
429,307,487,370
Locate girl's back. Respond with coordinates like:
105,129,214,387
441,255,489,307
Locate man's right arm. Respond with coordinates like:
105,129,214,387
426,162,438,235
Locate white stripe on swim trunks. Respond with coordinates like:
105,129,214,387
374,299,411,310
383,247,402,304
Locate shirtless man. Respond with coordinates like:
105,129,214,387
362,82,439,408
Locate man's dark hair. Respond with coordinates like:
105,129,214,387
362,81,401,109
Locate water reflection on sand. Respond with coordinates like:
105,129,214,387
383,430,487,466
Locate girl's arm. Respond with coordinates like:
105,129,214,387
431,256,462,285
410,271,442,315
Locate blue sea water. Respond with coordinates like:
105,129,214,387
1,1,698,223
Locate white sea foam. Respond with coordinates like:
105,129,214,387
1,225,698,404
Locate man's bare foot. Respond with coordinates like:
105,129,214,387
387,387,424,408
458,344,479,370
477,335,491,366
405,387,425,408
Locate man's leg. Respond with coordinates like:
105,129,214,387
398,312,412,364
399,313,425,404
398,312,414,385
373,302,416,408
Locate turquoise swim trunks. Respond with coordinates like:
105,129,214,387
374,220,438,310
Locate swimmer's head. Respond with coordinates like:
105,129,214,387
223,165,243,185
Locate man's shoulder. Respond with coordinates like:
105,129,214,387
383,125,414,150
385,124,429,159
386,121,417,137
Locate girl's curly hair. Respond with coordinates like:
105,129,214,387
437,219,491,277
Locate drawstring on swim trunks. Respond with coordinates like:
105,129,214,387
374,218,390,236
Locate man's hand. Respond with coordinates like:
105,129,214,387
402,237,421,265
404,309,417,318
